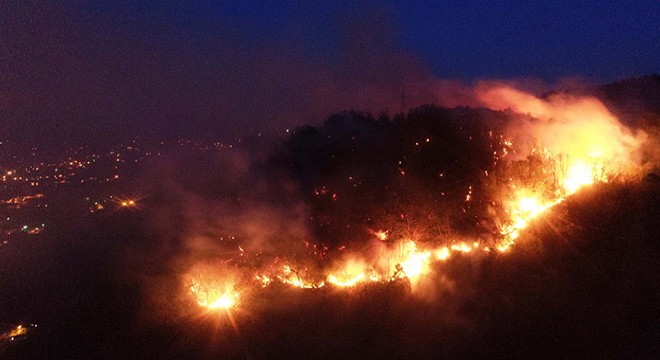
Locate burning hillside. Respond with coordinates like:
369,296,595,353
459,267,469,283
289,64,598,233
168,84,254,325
164,87,654,318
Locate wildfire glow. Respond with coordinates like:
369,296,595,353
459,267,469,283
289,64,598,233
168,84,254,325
183,86,647,318
189,276,238,310
277,265,324,289
564,161,595,194
373,230,389,241
207,294,236,309
9,325,26,338
0,323,36,344
328,273,366,287
478,86,644,187
397,241,432,280
435,246,451,260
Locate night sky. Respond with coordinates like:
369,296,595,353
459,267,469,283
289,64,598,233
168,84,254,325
2,1,658,143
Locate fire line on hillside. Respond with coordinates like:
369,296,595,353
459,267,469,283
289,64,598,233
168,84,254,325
183,87,648,315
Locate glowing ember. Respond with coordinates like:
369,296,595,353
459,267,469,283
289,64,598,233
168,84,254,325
8,325,26,338
0,323,36,344
374,230,389,241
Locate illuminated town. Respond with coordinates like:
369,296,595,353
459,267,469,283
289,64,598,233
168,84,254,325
1,138,241,247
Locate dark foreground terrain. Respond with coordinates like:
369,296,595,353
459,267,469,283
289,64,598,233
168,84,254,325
1,177,658,359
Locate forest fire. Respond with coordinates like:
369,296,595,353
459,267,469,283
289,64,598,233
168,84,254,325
183,87,649,317
2,0,657,356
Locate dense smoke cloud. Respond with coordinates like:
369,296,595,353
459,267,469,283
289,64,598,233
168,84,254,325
435,77,659,173
477,86,648,167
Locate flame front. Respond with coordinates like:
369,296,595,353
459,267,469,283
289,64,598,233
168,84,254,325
396,241,432,280
189,276,238,310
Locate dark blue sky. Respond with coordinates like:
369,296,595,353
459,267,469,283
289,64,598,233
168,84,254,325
209,0,659,81
2,1,658,143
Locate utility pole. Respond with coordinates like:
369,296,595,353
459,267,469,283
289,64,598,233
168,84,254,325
400,86,408,115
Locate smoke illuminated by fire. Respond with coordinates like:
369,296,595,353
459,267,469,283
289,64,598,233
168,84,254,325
478,85,646,184
185,86,649,314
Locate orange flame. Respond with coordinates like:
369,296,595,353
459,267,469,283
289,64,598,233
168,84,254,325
184,86,647,316
189,276,239,310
